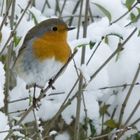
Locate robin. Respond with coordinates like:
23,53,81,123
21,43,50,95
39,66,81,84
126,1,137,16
13,18,75,89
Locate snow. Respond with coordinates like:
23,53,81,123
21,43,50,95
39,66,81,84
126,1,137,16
69,38,90,48
90,0,127,21
0,22,11,53
13,131,25,137
49,130,57,136
0,112,9,139
55,132,70,140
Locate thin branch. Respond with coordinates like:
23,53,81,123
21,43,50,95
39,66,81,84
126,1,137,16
69,0,80,26
8,109,27,115
0,0,4,16
44,77,80,135
41,0,51,13
124,100,140,126
130,118,140,126
111,106,118,120
110,2,138,25
99,82,140,90
82,93,88,137
0,0,12,31
86,39,103,65
0,127,33,134
59,0,67,16
32,109,42,140
74,0,89,139
90,27,137,81
88,127,132,140
118,64,140,127
9,97,29,103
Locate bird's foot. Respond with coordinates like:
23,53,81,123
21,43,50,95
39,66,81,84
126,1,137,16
33,97,41,110
26,83,42,110
48,79,55,90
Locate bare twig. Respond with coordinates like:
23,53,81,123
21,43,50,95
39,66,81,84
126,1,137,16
0,0,4,16
0,127,33,134
74,0,89,139
86,39,103,65
59,0,67,16
41,0,51,13
124,100,140,126
8,109,27,115
130,118,140,127
82,93,88,137
90,27,137,81
0,0,12,31
10,0,16,29
110,2,138,25
69,0,80,26
44,77,80,135
118,64,140,127
88,127,132,140
99,82,140,90
9,97,29,103
32,109,42,140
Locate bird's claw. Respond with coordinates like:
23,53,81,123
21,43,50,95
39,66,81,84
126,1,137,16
33,97,41,110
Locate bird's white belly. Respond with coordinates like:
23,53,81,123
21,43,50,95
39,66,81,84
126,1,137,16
20,58,64,88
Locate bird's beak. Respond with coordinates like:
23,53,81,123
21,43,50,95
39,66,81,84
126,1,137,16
67,26,75,31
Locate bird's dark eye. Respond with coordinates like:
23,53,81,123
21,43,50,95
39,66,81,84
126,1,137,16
52,26,58,31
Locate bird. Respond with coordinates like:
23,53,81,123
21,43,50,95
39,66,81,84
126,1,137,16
13,18,75,89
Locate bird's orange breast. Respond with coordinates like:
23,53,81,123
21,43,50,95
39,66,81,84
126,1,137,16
32,31,71,63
